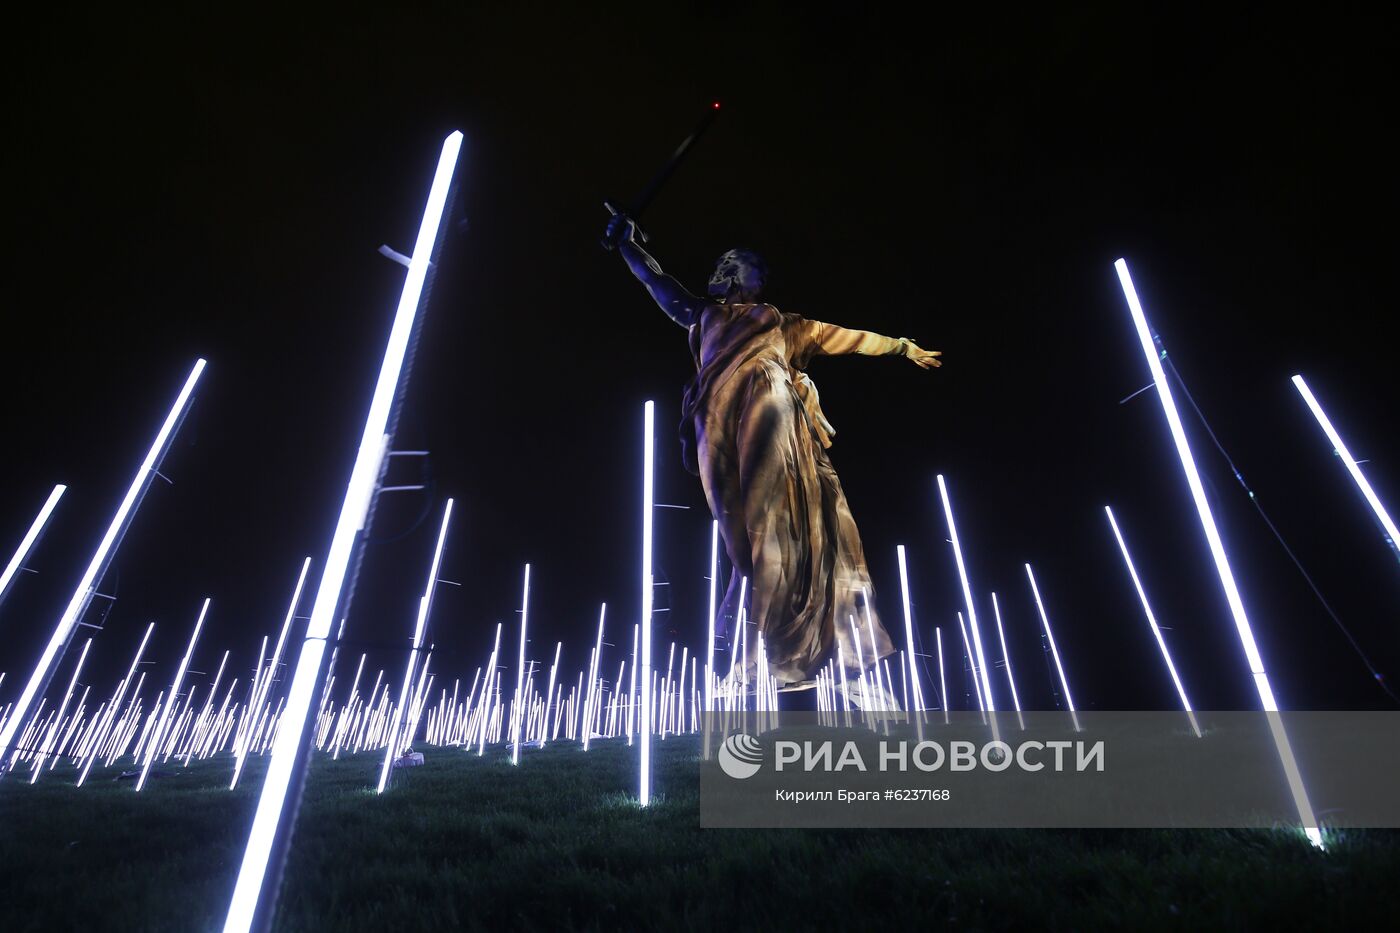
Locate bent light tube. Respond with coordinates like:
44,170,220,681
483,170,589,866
1115,258,1320,846
0,359,206,774
223,130,463,933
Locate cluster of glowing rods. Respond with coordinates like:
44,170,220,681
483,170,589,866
0,296,1375,857
1,133,1392,923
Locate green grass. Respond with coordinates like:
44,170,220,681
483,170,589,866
1,736,1396,931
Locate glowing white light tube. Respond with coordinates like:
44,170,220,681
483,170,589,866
935,627,947,725
1105,506,1201,737
1116,258,1320,846
0,484,66,610
990,594,1024,731
957,613,985,718
77,622,154,786
936,476,999,744
703,520,718,759
1292,374,1399,560
640,400,654,805
477,625,501,757
539,641,561,748
224,131,462,933
582,603,604,752
138,598,209,790
627,623,638,743
232,560,312,790
510,563,530,766
379,499,453,792
0,360,206,773
1024,564,1078,733
895,545,924,740
186,649,231,766
31,636,90,778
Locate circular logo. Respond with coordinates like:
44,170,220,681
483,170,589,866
717,733,764,779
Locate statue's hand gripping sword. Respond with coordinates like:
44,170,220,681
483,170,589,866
602,101,722,251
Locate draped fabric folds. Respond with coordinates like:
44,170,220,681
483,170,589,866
678,301,901,684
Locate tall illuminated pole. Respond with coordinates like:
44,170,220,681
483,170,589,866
935,627,947,724
0,359,206,776
262,561,312,720
990,594,1024,731
378,499,453,792
1024,564,1078,732
626,623,638,744
1291,374,1399,562
936,475,999,743
895,545,924,739
539,641,561,748
232,559,312,789
510,563,530,766
639,400,655,805
138,598,209,791
332,654,366,758
223,130,463,933
703,520,718,759
30,636,90,778
1104,506,1201,737
957,613,985,717
1116,258,1321,846
859,588,885,718
475,625,502,756
582,603,604,752
186,649,230,766
77,621,154,786
0,484,66,612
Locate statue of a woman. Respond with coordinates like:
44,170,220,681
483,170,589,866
607,212,941,690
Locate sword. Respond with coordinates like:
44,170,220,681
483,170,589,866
602,100,722,250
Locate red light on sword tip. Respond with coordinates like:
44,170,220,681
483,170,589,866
712,101,721,109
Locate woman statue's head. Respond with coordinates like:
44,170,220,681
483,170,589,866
708,248,767,302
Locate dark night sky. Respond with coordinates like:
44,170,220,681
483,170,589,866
2,6,1396,721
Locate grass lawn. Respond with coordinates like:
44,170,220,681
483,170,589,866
1,735,1396,931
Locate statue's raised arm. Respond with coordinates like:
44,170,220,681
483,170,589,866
606,208,704,328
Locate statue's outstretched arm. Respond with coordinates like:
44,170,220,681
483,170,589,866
812,322,943,369
606,211,703,327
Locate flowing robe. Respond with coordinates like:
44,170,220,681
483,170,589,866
677,300,903,684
